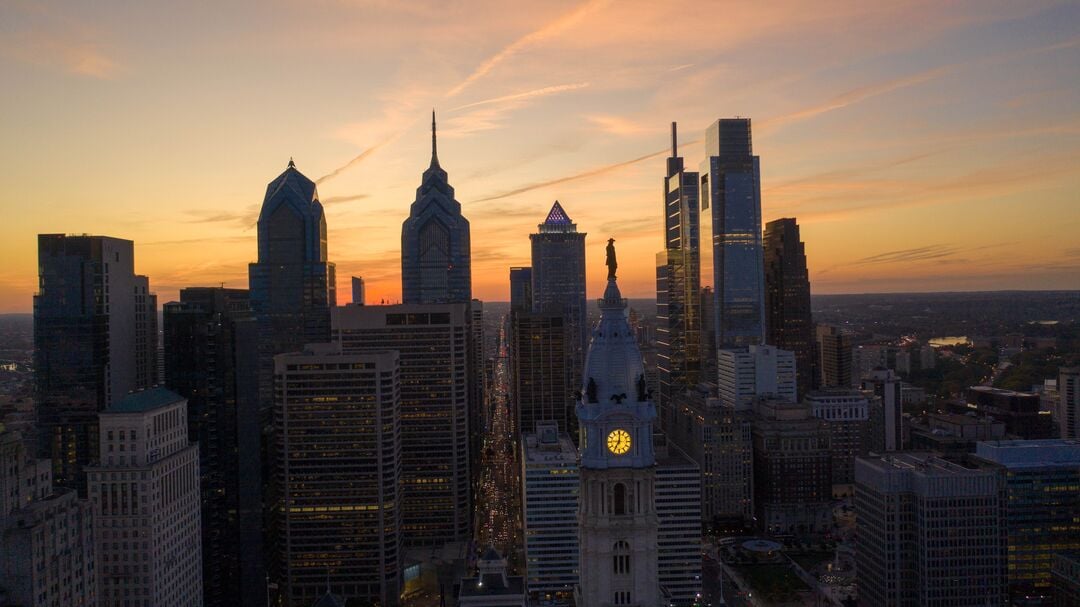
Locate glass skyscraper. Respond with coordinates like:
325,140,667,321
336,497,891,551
700,118,765,350
763,217,814,399
401,112,472,304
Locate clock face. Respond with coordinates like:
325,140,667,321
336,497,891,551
607,429,631,455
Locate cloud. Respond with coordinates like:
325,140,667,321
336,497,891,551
587,115,664,137
321,194,369,205
473,139,700,203
854,245,962,265
444,0,610,97
451,82,590,111
2,32,122,79
316,138,394,184
760,66,953,130
183,204,260,228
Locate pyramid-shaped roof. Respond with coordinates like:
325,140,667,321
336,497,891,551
544,200,572,225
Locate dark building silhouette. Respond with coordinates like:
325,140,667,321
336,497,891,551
401,112,471,305
34,234,157,495
511,311,572,438
816,323,852,388
509,266,533,313
530,201,587,422
656,122,702,434
163,287,261,607
763,218,814,399
700,118,765,350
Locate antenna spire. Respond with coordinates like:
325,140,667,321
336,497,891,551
430,109,440,167
671,122,677,157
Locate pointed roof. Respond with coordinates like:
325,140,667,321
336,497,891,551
311,591,345,607
430,109,440,169
537,200,578,233
263,159,318,209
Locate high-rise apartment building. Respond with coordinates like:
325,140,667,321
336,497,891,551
806,390,871,495
1061,367,1079,439
816,324,852,388
512,312,573,438
863,368,903,451
974,440,1080,603
855,453,1006,607
656,123,702,435
520,422,579,599
763,218,813,399
163,287,261,607
35,234,157,494
87,388,202,607
273,344,401,605
509,266,533,313
530,201,587,392
752,399,832,533
351,275,365,305
700,118,764,350
717,345,796,410
0,429,96,607
333,303,471,546
401,113,471,305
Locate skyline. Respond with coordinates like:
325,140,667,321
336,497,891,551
2,1,1079,312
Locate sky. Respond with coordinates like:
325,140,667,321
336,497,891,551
0,0,1078,312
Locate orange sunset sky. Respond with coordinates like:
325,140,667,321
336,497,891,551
1,0,1078,312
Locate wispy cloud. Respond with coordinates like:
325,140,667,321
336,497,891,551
855,245,962,265
451,82,590,111
316,138,394,184
2,32,122,79
587,114,664,137
321,194,369,205
444,0,610,97
473,139,700,203
183,204,260,228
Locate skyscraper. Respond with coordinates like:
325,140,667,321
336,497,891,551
88,388,203,607
333,303,471,546
700,118,765,350
163,287,261,607
34,234,157,494
530,201,587,391
273,344,401,605
509,266,533,313
576,243,660,607
1058,367,1079,439
512,311,572,437
656,122,702,435
521,422,579,598
816,323,853,388
863,368,903,451
763,218,814,399
717,345,797,410
401,112,471,305
351,275,365,305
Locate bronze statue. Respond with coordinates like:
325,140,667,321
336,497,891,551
605,238,617,280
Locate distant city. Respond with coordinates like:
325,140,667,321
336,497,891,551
1,114,1077,607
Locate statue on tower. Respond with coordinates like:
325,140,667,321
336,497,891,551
605,238,618,280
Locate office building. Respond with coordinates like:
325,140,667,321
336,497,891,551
964,386,1054,439
333,303,471,546
667,387,753,530
576,249,660,607
699,118,764,349
816,324,852,388
1052,553,1080,606
855,453,1006,607
863,368,903,451
34,234,157,495
717,345,796,410
512,312,573,438
974,440,1080,603
907,412,1005,454
351,276,365,305
163,287,261,607
806,390,870,495
530,201,587,398
655,440,703,605
87,388,202,607
752,399,832,533
273,345,401,606
401,112,471,305
0,429,96,607
509,267,533,313
521,422,579,598
1059,367,1078,439
699,287,716,375
248,158,336,418
656,123,702,435
763,218,813,399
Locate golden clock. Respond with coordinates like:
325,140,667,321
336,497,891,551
607,429,631,455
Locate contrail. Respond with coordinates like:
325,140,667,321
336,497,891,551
445,0,609,98
473,139,701,203
315,137,394,184
450,82,590,111
321,194,369,205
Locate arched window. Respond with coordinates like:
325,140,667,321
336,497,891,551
613,483,626,515
612,540,631,575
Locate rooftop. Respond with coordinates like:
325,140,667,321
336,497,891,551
108,387,184,413
975,439,1080,468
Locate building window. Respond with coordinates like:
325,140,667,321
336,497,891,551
613,482,627,515
613,540,631,575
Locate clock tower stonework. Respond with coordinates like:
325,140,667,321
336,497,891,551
576,242,660,607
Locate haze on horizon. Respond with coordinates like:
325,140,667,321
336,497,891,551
0,0,1078,313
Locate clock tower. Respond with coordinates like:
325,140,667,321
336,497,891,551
576,240,660,607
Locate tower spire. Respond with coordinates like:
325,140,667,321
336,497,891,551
430,109,440,168
671,122,677,157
